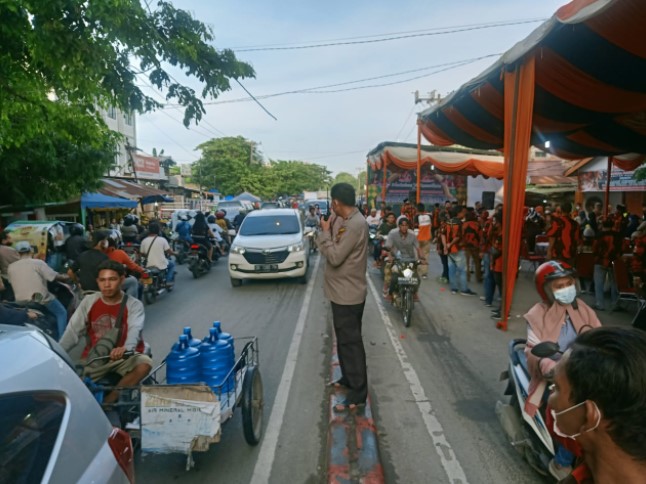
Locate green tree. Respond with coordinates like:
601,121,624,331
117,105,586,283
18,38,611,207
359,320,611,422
334,172,358,187
0,0,254,205
268,160,332,196
194,136,263,196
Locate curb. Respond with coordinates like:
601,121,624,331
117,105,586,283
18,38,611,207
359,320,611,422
327,335,384,484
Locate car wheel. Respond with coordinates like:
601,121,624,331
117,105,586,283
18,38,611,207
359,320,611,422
231,277,242,287
298,264,308,285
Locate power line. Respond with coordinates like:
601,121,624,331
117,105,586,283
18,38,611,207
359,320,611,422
233,19,544,52
234,79,278,121
190,54,498,106
228,18,545,50
395,104,417,141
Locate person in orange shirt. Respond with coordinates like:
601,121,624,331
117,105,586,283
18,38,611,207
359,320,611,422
415,203,432,280
401,199,417,229
106,235,147,300
462,210,482,283
431,203,441,241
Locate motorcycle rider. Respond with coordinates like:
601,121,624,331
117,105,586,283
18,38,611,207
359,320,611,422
375,212,397,265
207,214,225,257
365,208,381,226
524,260,601,480
0,230,20,297
8,240,73,339
547,327,646,484
68,230,110,294
383,218,425,302
233,209,247,231
65,223,88,263
120,214,139,243
214,211,232,247
59,260,151,404
191,212,215,262
140,223,175,286
106,233,147,299
305,205,320,228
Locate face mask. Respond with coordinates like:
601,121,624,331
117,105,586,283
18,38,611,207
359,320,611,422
551,401,601,440
553,285,576,305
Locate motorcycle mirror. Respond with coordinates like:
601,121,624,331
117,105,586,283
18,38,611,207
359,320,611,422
531,341,561,358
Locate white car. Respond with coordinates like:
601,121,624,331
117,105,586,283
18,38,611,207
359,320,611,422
228,209,310,286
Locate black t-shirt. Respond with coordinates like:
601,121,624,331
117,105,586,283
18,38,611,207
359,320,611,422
65,235,88,261
71,249,108,291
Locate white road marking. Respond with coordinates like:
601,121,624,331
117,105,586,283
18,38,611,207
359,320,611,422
367,275,469,484
250,256,321,484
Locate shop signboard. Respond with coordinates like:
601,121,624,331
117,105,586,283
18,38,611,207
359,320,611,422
579,167,646,192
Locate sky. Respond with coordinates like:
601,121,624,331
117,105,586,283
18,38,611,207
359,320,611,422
136,0,566,176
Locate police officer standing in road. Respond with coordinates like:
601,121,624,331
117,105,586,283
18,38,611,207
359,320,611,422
318,183,369,411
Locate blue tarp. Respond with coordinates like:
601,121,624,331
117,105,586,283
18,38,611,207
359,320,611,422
81,193,138,210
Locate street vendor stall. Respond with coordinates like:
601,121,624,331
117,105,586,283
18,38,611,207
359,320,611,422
418,0,646,329
80,192,139,230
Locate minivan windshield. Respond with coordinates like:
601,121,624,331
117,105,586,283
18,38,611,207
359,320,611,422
240,215,300,236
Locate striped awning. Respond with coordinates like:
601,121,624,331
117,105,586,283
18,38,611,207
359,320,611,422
419,0,646,160
366,142,505,179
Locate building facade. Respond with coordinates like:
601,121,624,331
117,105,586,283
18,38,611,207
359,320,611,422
100,106,137,177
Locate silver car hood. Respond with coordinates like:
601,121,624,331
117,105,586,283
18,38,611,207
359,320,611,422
234,232,302,251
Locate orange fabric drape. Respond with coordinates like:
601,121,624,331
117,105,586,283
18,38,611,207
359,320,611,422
613,155,645,171
500,56,536,331
420,121,454,146
416,123,422,203
381,159,387,203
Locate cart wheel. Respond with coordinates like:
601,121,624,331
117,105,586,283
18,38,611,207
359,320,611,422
241,366,263,445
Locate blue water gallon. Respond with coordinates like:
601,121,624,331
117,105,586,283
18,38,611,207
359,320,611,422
200,328,234,392
183,326,202,349
166,335,201,384
212,321,235,358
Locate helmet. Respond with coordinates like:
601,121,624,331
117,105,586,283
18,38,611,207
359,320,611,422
123,214,136,226
70,223,84,236
216,211,225,219
179,214,189,222
188,210,197,219
535,260,578,303
207,215,216,223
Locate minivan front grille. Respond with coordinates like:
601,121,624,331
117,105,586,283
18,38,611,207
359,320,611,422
243,250,289,265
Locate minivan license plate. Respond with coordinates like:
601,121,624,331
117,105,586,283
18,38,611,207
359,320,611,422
255,264,277,272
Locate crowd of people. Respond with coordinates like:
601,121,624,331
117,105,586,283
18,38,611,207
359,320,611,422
358,197,646,321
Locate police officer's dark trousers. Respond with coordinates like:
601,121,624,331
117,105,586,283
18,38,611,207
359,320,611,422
331,301,367,404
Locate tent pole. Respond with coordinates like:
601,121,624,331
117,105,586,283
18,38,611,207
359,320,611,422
416,122,422,204
499,57,536,332
604,157,612,218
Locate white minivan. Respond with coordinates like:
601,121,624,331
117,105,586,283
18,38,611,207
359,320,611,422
228,209,310,286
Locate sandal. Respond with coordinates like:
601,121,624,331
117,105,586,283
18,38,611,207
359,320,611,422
327,378,350,388
334,399,366,412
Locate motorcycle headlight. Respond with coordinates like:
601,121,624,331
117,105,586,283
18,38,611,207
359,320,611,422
288,242,304,252
403,268,414,279
231,245,246,255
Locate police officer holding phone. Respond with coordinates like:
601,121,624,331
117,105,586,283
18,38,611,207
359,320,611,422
318,183,369,411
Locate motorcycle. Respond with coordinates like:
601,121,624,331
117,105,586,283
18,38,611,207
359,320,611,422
391,257,420,327
172,237,190,265
188,242,211,279
496,339,558,477
141,267,172,305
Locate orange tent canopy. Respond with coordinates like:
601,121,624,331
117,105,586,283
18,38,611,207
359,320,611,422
367,142,504,178
416,0,646,330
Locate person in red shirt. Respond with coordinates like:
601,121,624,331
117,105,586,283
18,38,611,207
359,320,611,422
462,210,482,283
546,202,581,265
431,203,441,241
106,235,147,300
401,199,417,228
592,220,621,311
490,212,505,319
59,260,151,404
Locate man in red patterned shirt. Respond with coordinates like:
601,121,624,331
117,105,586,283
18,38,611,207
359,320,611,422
546,202,581,265
400,199,417,229
60,260,151,403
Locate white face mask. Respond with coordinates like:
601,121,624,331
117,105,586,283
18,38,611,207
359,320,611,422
553,285,577,305
551,401,601,440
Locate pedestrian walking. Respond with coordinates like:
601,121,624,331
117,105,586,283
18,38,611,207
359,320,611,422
318,183,369,411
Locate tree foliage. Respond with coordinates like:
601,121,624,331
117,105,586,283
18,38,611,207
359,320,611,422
0,0,254,205
194,136,332,199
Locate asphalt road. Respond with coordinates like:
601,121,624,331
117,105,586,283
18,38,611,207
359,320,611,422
132,250,548,483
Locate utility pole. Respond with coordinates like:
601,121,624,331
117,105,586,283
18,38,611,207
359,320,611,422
412,90,443,203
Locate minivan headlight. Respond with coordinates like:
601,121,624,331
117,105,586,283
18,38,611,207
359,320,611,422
288,242,304,252
231,245,246,255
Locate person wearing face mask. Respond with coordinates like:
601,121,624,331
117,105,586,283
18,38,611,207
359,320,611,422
524,260,601,480
547,327,646,483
